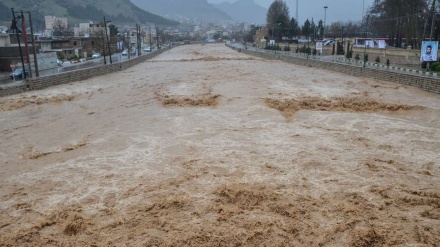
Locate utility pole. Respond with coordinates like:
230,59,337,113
127,32,131,59
28,11,38,77
21,10,32,78
104,17,112,64
11,8,26,79
156,27,159,50
363,15,369,68
149,27,152,48
296,0,299,24
430,0,437,40
102,30,107,65
137,24,141,56
323,6,328,40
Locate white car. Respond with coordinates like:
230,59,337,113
121,50,128,56
92,53,101,59
143,47,151,52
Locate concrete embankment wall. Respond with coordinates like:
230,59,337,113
231,46,440,95
0,48,169,97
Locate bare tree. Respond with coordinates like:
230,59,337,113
53,19,68,37
369,0,429,48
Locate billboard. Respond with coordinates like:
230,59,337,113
420,41,438,62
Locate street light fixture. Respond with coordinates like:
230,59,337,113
323,6,328,39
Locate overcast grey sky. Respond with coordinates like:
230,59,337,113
208,0,375,24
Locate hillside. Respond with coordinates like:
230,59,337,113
0,0,178,30
131,0,231,23
214,0,267,24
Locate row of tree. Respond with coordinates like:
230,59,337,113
263,0,439,49
369,0,439,48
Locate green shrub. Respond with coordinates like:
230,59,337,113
67,55,79,61
386,59,390,67
312,49,317,55
355,54,360,61
364,53,369,62
284,45,291,51
435,64,440,72
346,50,353,59
375,56,380,63
430,62,439,71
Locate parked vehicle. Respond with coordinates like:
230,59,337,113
9,68,28,79
122,50,128,56
92,53,101,59
143,47,151,52
323,39,334,46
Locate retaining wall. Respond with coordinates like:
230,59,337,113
0,48,169,97
232,46,440,95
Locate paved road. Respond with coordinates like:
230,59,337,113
0,52,139,87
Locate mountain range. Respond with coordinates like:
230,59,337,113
213,0,267,24
130,0,231,23
0,0,268,30
131,0,267,23
0,0,178,30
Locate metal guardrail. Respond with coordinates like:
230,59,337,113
330,57,439,78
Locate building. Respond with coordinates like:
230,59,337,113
0,26,8,33
89,23,110,38
74,23,92,37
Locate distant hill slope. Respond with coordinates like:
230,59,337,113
130,0,231,23
0,0,178,30
214,0,267,24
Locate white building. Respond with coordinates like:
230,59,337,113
45,16,67,30
74,23,92,37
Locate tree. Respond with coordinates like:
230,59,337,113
245,25,260,42
368,0,429,48
52,19,68,37
317,20,324,39
302,19,311,37
288,18,300,38
109,24,118,38
328,22,343,38
266,0,290,41
310,19,316,41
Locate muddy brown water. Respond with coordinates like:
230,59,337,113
0,44,439,246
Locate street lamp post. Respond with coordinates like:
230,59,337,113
28,11,39,77
323,6,328,39
104,17,112,64
363,15,369,68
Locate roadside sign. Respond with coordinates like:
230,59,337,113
316,42,323,54
420,41,439,62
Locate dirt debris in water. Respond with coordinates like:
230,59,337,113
0,43,439,246
157,93,221,107
265,96,423,121
0,94,76,111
